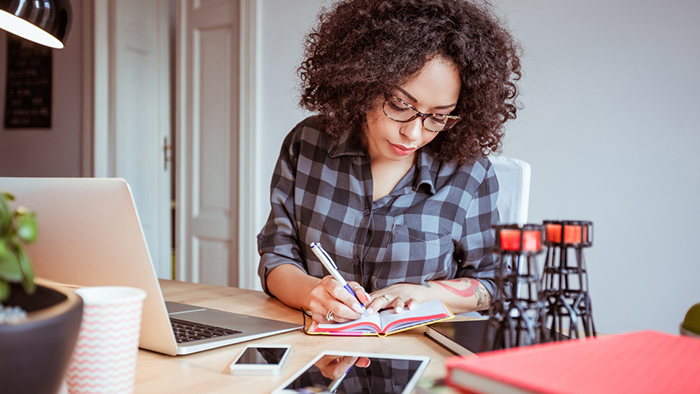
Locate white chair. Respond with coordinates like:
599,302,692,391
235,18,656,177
490,156,531,225
492,156,534,317
459,156,532,318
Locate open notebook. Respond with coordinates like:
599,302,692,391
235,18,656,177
308,299,454,336
2,177,300,356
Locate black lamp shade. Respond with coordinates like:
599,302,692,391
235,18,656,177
0,0,71,49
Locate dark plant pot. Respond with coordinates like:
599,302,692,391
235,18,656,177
0,280,84,394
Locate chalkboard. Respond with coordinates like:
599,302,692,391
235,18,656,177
4,34,52,129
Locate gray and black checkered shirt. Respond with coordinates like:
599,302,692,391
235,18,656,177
257,116,499,297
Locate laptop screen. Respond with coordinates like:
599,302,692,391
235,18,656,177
3,177,181,355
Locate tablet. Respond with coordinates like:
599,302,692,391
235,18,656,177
272,351,430,394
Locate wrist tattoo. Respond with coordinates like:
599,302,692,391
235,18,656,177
433,278,480,298
475,286,490,310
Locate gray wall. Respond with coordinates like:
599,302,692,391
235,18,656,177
0,1,84,177
258,0,700,335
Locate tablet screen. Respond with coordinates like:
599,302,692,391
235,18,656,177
273,352,430,394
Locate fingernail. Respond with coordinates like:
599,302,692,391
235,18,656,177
367,308,374,314
395,305,403,313
352,303,363,313
408,303,416,310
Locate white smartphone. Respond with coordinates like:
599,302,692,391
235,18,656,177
229,345,292,376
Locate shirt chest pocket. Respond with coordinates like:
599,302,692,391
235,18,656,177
382,218,454,286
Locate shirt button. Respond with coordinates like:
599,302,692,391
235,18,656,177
363,208,371,216
353,256,360,265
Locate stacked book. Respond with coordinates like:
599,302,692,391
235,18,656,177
442,330,700,394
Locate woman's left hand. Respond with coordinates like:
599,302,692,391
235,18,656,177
367,283,425,315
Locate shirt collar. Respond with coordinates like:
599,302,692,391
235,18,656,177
327,132,366,158
414,147,438,195
328,132,439,195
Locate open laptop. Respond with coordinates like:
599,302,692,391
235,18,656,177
2,177,300,356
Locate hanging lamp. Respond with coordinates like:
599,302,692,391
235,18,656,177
0,0,71,49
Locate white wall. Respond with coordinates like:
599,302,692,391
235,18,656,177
256,0,322,230
0,2,83,177
496,0,700,335
257,0,700,335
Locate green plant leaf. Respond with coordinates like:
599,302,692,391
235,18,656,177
0,279,9,302
0,249,22,282
17,246,35,294
0,193,12,235
17,212,38,244
0,238,9,257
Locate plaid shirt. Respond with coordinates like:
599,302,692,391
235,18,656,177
257,116,499,296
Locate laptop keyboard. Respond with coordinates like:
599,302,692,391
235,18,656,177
170,318,242,344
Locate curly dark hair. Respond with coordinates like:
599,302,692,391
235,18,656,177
298,0,521,164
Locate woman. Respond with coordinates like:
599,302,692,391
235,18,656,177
257,0,521,324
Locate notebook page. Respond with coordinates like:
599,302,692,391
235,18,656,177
314,311,383,333
380,299,451,333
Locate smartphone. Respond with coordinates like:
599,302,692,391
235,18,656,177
229,345,292,376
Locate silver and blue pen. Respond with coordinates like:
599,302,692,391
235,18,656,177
310,242,368,316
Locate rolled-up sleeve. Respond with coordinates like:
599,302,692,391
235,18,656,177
455,161,499,297
257,130,308,295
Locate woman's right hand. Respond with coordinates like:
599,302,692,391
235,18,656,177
308,276,371,324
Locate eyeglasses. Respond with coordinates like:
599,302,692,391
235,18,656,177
382,95,462,133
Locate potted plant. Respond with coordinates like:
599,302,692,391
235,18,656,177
0,191,84,394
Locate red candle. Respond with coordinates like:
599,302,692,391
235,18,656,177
500,229,541,252
546,224,588,244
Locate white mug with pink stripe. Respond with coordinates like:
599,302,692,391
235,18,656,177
66,286,147,394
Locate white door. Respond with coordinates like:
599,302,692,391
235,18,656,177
93,0,172,279
176,0,240,286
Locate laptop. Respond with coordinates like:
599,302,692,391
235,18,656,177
2,177,301,356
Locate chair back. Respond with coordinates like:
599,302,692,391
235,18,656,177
490,156,531,225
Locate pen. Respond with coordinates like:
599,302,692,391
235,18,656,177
327,364,352,393
310,242,368,316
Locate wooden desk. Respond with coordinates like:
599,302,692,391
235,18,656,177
133,280,459,393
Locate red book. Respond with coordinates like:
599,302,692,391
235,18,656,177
445,331,700,394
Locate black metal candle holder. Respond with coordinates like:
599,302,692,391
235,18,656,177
482,224,549,351
542,220,596,340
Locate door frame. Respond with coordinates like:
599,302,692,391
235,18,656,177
235,0,260,290
85,0,261,289
84,0,175,279
87,0,112,179
81,0,94,177
175,0,259,289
